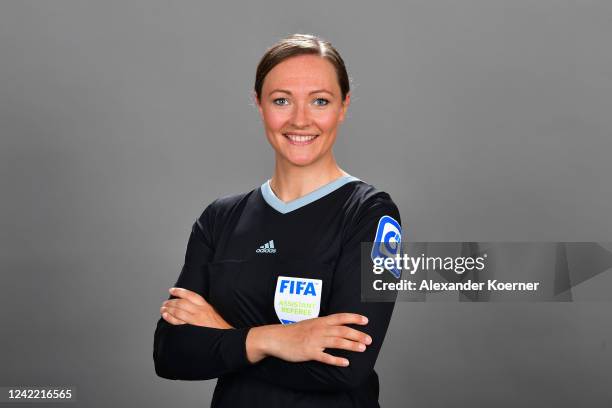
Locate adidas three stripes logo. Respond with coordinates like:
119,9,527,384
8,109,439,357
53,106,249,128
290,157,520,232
256,240,276,253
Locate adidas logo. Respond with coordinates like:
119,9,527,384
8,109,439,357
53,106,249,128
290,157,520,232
256,240,276,253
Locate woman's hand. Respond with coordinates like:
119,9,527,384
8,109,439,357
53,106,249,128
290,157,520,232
246,313,372,367
160,287,233,329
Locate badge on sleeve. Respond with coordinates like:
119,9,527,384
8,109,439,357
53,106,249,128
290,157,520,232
274,276,322,324
371,215,402,278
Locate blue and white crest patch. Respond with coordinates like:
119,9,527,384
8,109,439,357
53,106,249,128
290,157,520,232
371,215,402,278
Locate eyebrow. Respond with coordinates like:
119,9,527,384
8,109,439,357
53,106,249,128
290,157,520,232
268,89,334,97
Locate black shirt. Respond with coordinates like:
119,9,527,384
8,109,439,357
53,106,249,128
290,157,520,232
153,176,401,407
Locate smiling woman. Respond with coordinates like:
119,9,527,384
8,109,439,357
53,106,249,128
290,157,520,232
253,35,352,197
153,34,402,408
255,51,349,171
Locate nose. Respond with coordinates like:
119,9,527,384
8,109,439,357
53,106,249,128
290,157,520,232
290,101,310,128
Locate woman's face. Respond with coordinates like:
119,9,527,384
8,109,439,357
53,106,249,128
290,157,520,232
256,54,350,167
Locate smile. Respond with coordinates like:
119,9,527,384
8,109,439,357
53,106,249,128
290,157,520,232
283,134,319,146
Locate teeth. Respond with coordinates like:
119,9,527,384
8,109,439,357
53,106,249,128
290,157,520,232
285,134,317,142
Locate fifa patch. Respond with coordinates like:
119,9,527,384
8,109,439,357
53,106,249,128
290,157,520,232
274,276,322,324
371,215,402,278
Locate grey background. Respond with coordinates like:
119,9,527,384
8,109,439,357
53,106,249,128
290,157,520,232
1,1,611,407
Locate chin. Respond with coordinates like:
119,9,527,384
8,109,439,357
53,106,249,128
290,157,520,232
285,156,317,167
279,151,321,167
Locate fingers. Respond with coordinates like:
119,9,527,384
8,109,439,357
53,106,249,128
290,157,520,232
159,293,200,326
161,311,186,325
325,313,368,326
160,305,193,323
327,326,372,346
322,336,367,353
315,351,350,367
169,287,207,306
162,299,199,314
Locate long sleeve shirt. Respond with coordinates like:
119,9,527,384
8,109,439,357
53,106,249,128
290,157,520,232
154,176,401,407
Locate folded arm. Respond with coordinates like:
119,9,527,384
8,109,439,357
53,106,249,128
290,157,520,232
153,206,253,380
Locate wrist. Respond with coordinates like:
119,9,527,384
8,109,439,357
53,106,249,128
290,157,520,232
245,324,282,364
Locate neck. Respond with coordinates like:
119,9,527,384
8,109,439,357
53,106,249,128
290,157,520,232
270,154,348,203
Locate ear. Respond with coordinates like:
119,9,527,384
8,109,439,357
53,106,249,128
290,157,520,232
253,91,264,119
338,91,351,124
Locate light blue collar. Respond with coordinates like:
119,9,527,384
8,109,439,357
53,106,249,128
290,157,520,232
261,175,360,214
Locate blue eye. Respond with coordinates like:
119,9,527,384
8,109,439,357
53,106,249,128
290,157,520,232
313,98,329,106
273,98,289,106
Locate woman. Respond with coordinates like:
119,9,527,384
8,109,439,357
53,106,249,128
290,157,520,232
153,33,402,408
